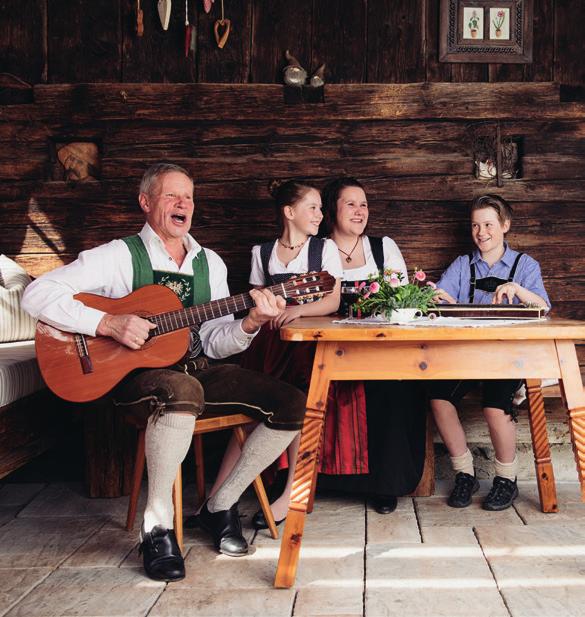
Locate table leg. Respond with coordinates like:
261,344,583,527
555,341,585,500
274,342,331,589
525,379,558,513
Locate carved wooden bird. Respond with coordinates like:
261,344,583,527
309,63,326,88
283,50,307,87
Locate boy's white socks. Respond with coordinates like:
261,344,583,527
494,456,518,481
450,448,475,476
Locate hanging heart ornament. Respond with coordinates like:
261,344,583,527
214,18,231,48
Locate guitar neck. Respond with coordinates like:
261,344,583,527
149,283,283,336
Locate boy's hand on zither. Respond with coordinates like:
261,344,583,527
493,282,519,305
433,288,457,304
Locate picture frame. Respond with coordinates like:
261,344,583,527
439,0,533,63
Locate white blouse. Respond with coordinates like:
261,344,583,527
249,238,343,285
341,236,408,282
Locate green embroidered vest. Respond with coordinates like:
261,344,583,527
122,234,211,359
122,235,211,307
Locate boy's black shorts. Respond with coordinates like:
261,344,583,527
427,379,523,418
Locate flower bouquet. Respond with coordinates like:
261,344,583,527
352,269,437,322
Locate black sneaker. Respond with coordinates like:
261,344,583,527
447,472,480,508
482,476,518,511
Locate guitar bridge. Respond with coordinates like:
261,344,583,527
75,334,94,374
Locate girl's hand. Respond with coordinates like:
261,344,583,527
493,282,519,305
269,305,302,330
433,288,457,304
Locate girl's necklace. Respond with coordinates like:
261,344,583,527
278,237,307,250
337,236,361,263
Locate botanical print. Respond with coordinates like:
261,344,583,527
463,7,484,39
490,7,510,39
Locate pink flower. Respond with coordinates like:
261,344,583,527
426,281,437,289
358,281,366,290
369,281,380,294
389,274,400,288
362,291,371,299
498,10,504,17
414,270,426,282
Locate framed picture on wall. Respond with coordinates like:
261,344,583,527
439,0,533,63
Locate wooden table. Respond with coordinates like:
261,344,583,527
274,318,585,588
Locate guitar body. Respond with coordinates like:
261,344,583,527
35,285,190,403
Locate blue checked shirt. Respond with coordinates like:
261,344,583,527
436,244,550,307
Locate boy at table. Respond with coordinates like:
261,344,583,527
431,194,550,511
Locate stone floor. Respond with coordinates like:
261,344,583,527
2,480,585,617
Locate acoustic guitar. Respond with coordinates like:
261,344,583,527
35,272,335,403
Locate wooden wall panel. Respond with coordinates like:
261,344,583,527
196,0,253,83
121,0,194,82
554,0,585,86
312,0,367,84
250,0,313,83
425,0,452,82
1,1,585,88
48,1,121,83
367,0,426,82
524,0,554,81
0,0,46,84
1,84,585,328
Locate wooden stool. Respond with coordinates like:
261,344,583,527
125,412,278,550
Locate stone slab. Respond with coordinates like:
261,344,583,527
0,517,103,568
0,506,19,528
0,483,46,506
150,589,295,616
367,504,421,545
476,524,585,616
499,587,585,617
420,526,479,546
4,567,163,617
63,528,138,567
414,495,523,527
294,587,363,616
513,481,585,523
255,501,365,546
365,542,508,617
177,543,364,591
18,482,132,524
0,568,52,617
365,588,509,617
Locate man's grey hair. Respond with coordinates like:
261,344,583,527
139,162,193,196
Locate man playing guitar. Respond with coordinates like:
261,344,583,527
22,163,309,583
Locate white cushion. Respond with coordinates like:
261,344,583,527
0,341,44,406
0,255,37,342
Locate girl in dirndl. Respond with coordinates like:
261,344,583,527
208,180,343,528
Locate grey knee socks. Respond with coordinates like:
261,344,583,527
208,424,299,513
143,413,195,534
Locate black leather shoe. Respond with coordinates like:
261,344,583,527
482,476,518,511
447,472,480,508
139,525,185,582
252,509,285,530
371,495,398,514
197,502,248,557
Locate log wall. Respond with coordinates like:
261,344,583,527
1,1,584,88
1,83,584,348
